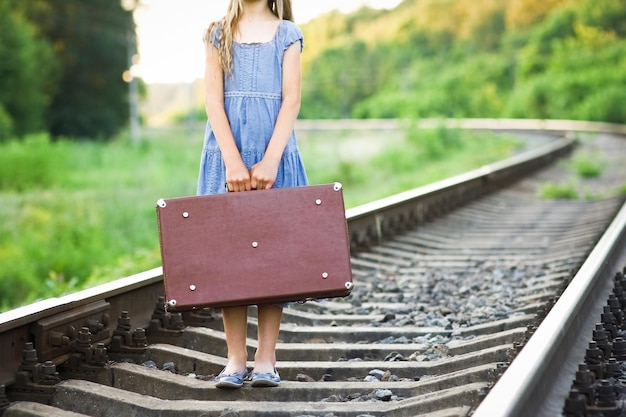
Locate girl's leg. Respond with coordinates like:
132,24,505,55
221,305,249,374
253,304,283,374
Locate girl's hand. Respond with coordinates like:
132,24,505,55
226,161,252,192
250,159,279,190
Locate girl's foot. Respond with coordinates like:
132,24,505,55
215,367,248,389
250,368,280,387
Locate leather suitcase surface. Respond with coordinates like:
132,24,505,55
156,183,353,310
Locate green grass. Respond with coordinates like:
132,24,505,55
0,124,521,311
570,151,604,178
538,181,580,199
0,130,200,310
538,147,612,201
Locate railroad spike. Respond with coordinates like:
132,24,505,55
585,342,605,380
7,343,59,404
145,297,186,342
181,307,220,327
611,337,626,361
108,311,148,361
563,390,587,417
571,364,595,404
592,324,612,360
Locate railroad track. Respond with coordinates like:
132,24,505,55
1,120,625,417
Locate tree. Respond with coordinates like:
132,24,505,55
19,0,137,140
0,0,57,140
506,0,567,30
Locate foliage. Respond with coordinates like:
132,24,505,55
0,130,199,310
570,151,603,178
299,0,626,124
0,133,66,190
3,0,137,141
0,126,520,310
0,105,14,140
539,181,579,199
301,41,386,118
0,0,57,140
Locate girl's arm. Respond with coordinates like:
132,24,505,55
205,43,252,192
250,41,302,190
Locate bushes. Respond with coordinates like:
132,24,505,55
0,132,199,310
300,0,625,124
0,106,14,143
0,134,65,191
0,2,56,140
574,88,626,124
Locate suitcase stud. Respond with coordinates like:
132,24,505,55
183,212,189,218
316,182,342,205
322,272,329,279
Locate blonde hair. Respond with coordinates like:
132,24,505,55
204,0,294,75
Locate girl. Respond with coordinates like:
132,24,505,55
197,0,307,388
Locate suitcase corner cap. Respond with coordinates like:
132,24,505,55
333,182,343,191
157,199,167,208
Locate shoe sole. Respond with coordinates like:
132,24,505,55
215,381,244,389
251,379,280,387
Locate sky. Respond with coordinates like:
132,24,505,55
133,0,402,84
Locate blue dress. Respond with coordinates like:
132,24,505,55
197,20,309,196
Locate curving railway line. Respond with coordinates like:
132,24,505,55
1,120,626,417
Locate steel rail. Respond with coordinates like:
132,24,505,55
346,137,574,250
472,194,626,417
295,118,626,136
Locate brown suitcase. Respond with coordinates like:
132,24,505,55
156,183,353,311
